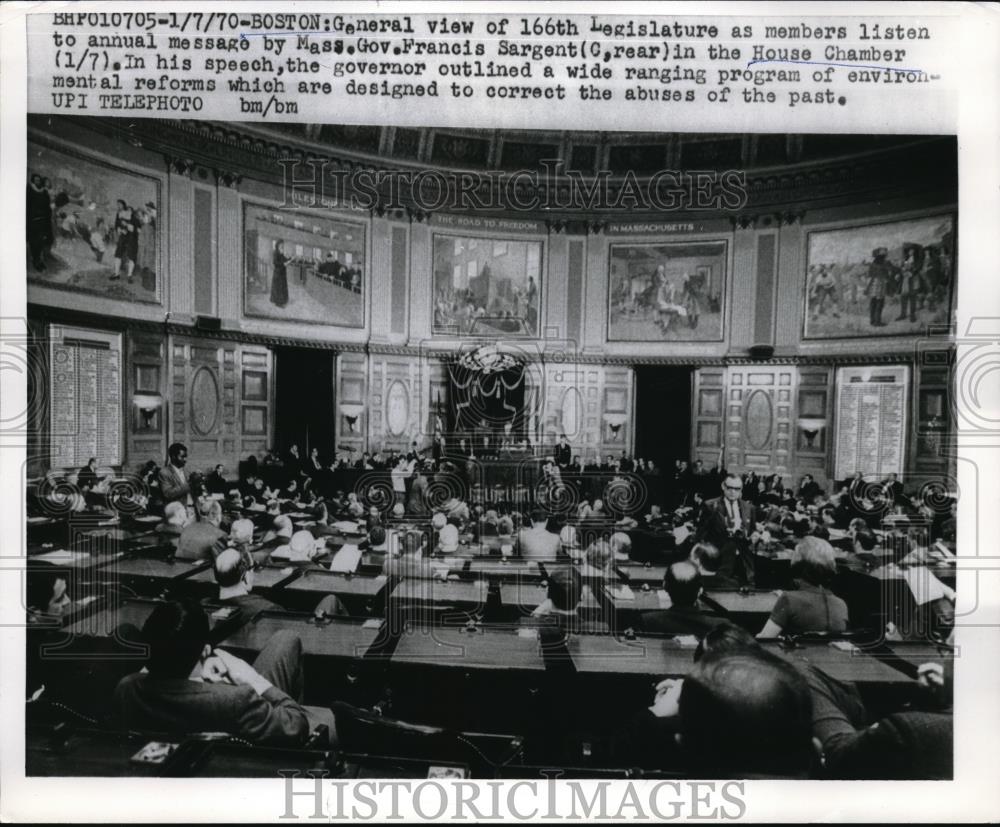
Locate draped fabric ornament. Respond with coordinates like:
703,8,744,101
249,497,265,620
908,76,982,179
448,346,526,435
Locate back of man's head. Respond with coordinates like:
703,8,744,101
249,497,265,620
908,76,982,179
664,560,702,608
547,568,582,612
273,515,293,538
214,547,251,589
679,651,814,776
530,508,547,525
689,542,722,575
141,600,209,679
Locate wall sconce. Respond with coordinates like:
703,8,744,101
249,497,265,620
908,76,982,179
133,393,163,429
339,403,365,433
797,418,826,449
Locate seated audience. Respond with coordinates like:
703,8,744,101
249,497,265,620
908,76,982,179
639,560,727,636
758,536,849,638
114,600,316,746
175,501,227,561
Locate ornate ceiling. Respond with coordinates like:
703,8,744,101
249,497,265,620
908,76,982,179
48,116,956,221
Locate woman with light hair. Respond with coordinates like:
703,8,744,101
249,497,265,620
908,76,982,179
758,535,849,638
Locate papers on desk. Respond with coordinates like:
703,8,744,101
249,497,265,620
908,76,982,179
673,635,700,648
246,503,266,512
332,520,360,534
933,541,956,561
132,515,161,524
900,566,951,605
329,544,362,573
610,584,636,601
31,549,89,564
26,516,51,524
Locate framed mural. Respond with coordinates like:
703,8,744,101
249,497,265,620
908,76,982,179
607,240,727,341
432,234,543,336
243,203,366,327
803,214,955,339
26,139,161,303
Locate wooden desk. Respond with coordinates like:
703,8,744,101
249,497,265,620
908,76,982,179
27,549,116,570
288,571,389,599
702,590,780,616
465,558,542,578
566,634,698,676
391,625,544,671
618,564,668,585
62,598,161,640
499,581,600,614
391,578,489,608
26,727,196,777
761,640,916,687
96,556,208,589
220,612,382,659
186,564,298,591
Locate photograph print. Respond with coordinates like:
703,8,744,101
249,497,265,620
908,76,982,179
26,139,160,303
608,240,727,341
432,234,543,336
803,213,955,339
243,203,366,327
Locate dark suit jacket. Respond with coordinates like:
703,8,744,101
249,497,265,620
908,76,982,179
695,496,756,549
638,604,728,637
555,443,571,466
158,464,190,506
114,672,309,746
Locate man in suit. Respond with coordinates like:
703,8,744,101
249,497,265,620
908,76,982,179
694,473,756,586
114,600,318,746
158,442,192,509
639,560,727,636
555,434,572,468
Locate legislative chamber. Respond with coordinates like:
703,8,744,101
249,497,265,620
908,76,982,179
22,117,957,780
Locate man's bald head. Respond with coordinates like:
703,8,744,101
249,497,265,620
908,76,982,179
214,547,251,588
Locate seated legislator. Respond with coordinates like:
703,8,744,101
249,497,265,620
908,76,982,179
639,560,727,637
676,650,815,777
174,500,227,561
114,600,315,746
258,515,294,552
215,548,282,618
688,541,739,590
758,536,849,638
154,502,189,550
215,548,346,620
517,509,562,561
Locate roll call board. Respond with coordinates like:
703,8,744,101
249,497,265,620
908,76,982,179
49,325,122,468
834,365,909,480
